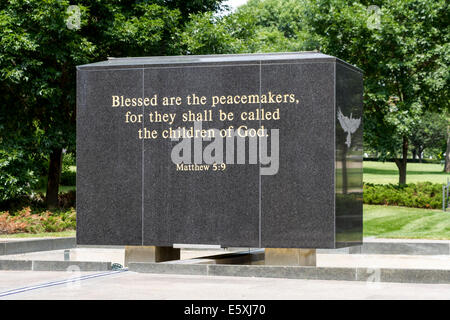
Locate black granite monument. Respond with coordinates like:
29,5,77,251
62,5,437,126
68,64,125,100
76,52,363,249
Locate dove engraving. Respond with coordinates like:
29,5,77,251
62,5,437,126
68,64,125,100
337,108,361,148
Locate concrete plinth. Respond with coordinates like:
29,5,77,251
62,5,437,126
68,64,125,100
124,246,180,267
264,248,316,266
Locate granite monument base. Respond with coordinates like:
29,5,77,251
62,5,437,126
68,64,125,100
264,248,316,266
124,246,180,267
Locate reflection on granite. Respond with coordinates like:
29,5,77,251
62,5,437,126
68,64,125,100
335,62,363,247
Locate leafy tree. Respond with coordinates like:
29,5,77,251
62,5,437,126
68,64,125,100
0,0,94,207
182,0,318,54
184,0,450,184
0,0,224,207
236,0,319,52
0,145,39,202
409,112,448,162
159,0,225,21
445,125,450,172
301,0,449,184
182,11,257,54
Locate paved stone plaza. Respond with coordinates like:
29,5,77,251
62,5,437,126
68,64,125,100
1,271,449,300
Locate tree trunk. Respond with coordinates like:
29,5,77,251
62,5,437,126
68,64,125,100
445,125,450,173
412,149,417,160
394,136,408,185
418,147,423,163
46,148,63,209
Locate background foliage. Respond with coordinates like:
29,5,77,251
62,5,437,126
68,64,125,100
0,0,224,204
0,0,449,231
183,0,450,184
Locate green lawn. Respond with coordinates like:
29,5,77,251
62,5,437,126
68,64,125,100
363,161,450,184
364,204,450,239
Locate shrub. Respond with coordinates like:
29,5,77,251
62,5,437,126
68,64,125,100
1,190,76,212
0,206,76,235
0,148,39,202
58,190,76,208
62,152,76,168
60,152,76,186
363,182,443,209
60,170,76,186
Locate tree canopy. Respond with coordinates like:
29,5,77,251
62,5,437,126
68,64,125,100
306,0,449,183
1,0,448,206
0,0,224,206
182,0,450,184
